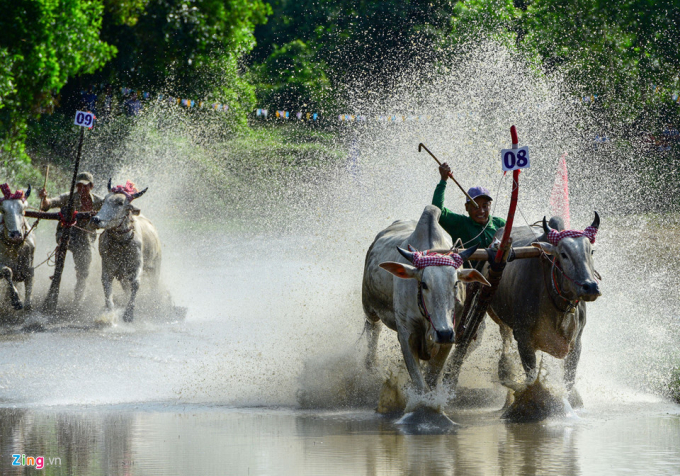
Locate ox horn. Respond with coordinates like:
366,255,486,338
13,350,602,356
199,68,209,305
107,178,112,192
591,211,600,229
131,187,148,200
458,244,479,262
396,246,416,263
542,216,554,236
25,184,31,199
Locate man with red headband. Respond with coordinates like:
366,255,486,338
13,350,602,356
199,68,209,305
433,163,506,266
38,172,103,303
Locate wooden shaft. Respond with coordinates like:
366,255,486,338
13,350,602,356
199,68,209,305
43,127,84,312
418,143,479,208
25,211,94,221
429,246,541,261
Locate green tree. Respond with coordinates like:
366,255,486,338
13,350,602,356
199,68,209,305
0,0,116,163
251,0,460,109
445,0,680,132
95,0,271,100
252,40,332,111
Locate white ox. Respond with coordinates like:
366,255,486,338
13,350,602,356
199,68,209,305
91,180,161,322
362,205,490,393
0,185,35,310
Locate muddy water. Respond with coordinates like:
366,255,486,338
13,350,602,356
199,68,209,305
0,404,679,475
0,226,678,475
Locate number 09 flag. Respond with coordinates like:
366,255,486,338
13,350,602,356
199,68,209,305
74,111,95,129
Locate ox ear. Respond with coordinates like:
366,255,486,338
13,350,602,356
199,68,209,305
458,269,491,286
532,242,556,255
25,184,31,199
379,262,419,279
128,204,141,215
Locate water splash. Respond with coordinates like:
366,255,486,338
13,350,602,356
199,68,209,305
2,39,678,408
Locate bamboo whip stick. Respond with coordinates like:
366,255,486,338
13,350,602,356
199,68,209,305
418,143,479,208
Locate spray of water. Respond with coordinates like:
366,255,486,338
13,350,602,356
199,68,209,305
1,39,678,409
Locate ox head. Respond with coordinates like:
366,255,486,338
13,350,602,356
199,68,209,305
532,212,601,302
379,245,490,344
91,179,147,230
0,184,30,243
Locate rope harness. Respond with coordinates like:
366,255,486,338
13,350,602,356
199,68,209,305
538,249,600,314
417,281,436,328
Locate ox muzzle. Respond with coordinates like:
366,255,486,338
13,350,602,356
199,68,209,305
433,327,455,344
578,280,601,301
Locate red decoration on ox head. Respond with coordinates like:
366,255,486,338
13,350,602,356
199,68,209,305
543,212,599,246
0,183,28,201
397,244,479,270
107,179,147,201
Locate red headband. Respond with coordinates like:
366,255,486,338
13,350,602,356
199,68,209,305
110,181,139,201
547,226,598,246
408,245,464,269
0,183,25,201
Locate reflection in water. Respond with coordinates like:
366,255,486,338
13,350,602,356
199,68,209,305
1,405,678,475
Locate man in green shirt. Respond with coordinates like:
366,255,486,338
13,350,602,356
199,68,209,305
432,163,506,263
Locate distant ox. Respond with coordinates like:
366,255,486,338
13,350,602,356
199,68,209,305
362,205,490,393
449,213,601,404
0,184,35,310
91,180,161,322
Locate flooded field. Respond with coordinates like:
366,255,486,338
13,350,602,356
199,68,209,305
1,403,679,476
0,226,678,475
1,41,679,475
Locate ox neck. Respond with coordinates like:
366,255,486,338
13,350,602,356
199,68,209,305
108,214,135,241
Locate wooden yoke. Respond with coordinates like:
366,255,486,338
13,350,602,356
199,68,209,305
25,211,95,221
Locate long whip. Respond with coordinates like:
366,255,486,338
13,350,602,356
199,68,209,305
418,143,479,208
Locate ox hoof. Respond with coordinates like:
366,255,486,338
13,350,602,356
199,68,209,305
123,312,134,323
567,388,583,409
12,300,23,311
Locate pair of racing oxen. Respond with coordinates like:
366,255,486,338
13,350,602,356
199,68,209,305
0,181,160,322
362,205,601,404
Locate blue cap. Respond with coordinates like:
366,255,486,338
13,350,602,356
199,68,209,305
466,186,492,202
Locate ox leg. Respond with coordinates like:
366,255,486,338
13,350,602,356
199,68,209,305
72,240,92,304
102,269,114,311
515,330,539,386
396,322,427,393
123,278,140,323
443,341,469,391
364,315,382,371
496,322,521,406
2,267,23,310
565,308,585,408
424,344,453,390
23,269,34,311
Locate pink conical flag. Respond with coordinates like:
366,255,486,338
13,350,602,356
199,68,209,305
550,153,570,229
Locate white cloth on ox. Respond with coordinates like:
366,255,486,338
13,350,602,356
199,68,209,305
407,245,464,270
547,226,598,246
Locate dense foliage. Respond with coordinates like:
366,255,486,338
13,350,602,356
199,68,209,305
0,0,678,176
0,0,116,164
